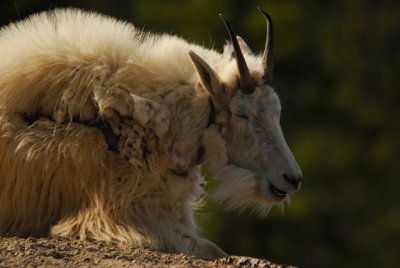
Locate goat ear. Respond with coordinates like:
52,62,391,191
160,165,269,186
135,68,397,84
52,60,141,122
236,35,254,56
189,51,223,101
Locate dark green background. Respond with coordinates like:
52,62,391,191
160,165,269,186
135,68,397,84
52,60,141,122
1,1,399,267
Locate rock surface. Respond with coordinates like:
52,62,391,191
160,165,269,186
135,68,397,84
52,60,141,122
0,237,296,267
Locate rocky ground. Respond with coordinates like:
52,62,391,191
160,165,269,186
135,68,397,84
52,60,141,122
0,237,296,267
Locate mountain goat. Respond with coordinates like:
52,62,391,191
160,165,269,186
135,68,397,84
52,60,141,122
0,8,302,259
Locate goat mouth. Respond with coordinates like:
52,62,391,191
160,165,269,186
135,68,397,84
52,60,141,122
269,183,288,200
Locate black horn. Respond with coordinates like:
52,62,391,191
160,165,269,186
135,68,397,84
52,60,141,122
258,7,274,85
219,14,254,94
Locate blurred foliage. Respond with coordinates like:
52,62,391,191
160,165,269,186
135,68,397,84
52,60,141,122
1,0,399,267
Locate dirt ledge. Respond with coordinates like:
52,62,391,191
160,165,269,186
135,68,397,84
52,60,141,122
0,237,296,267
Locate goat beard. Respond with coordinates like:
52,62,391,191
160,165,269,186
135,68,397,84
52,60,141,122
210,164,273,215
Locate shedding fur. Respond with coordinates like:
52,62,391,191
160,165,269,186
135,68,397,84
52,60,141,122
0,8,302,259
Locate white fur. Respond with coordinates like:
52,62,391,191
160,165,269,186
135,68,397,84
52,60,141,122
0,8,301,259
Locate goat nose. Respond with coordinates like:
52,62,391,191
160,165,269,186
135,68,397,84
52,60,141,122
283,173,302,190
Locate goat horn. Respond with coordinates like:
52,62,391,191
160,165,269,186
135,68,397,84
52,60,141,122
258,7,274,85
219,14,254,94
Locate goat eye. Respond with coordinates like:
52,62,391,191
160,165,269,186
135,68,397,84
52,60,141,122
234,113,248,120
